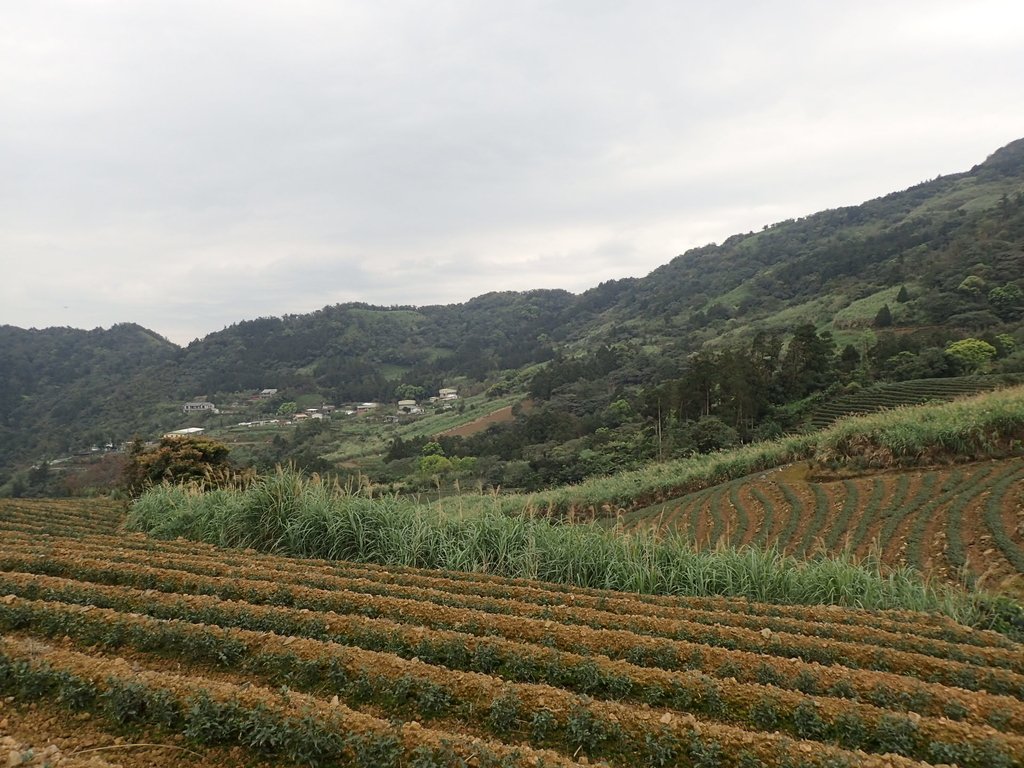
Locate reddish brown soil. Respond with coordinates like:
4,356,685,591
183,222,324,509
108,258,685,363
784,481,823,555
919,494,953,575
735,484,762,547
436,401,529,438
691,491,717,547
808,481,846,557
855,472,924,561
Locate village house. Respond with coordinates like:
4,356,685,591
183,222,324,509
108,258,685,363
164,427,206,438
438,388,458,401
182,401,217,414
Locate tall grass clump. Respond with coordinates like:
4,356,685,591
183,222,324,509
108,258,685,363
128,467,984,626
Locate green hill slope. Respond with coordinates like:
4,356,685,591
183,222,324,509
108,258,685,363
1,138,1023,480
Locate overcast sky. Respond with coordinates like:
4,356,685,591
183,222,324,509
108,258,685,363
2,1,1023,345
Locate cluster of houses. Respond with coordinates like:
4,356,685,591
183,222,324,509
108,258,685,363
179,387,460,431
360,387,461,423
182,401,218,414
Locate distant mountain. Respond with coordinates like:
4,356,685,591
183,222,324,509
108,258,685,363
562,137,1024,351
0,323,179,468
2,138,1022,479
175,290,574,399
0,294,574,473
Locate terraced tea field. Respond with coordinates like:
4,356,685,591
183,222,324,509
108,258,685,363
2,498,1024,767
623,458,1024,592
807,375,1022,430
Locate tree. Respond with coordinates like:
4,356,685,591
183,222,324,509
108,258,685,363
418,453,453,477
957,275,986,295
395,384,426,401
123,436,234,496
836,344,861,380
988,283,1023,320
944,338,997,374
895,285,910,303
873,304,893,328
672,416,739,455
994,333,1016,357
777,324,836,400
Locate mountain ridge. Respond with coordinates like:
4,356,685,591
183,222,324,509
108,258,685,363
2,138,1023,482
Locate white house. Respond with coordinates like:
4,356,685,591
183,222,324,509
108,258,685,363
182,401,217,414
438,388,458,400
164,427,205,438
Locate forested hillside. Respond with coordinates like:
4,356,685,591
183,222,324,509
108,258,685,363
0,324,179,471
2,138,1022,489
574,137,1024,353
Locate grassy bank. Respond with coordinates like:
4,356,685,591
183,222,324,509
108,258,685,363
812,384,1024,468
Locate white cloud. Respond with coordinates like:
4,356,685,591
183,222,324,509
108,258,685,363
2,1,1023,344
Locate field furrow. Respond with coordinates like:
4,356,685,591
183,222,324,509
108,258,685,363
3,595,1020,766
0,526,1013,649
3,549,1023,697
4,535,1020,672
3,495,1022,768
4,569,1022,737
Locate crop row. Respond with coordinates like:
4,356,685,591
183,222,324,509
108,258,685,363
0,497,122,525
822,480,858,550
2,594,1019,766
984,465,1024,572
627,459,1024,586
1,633,952,768
3,495,1019,648
807,376,1018,428
902,469,969,570
0,635,585,768
5,534,1018,673
1,524,1012,652
2,504,994,647
7,487,1020,648
0,497,122,516
3,550,1023,699
6,566,1023,737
